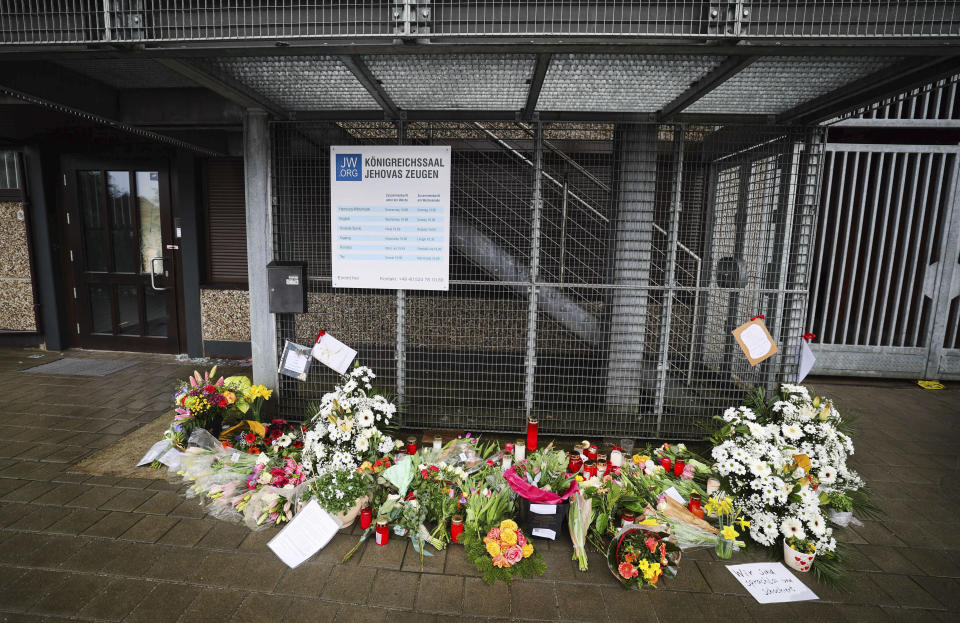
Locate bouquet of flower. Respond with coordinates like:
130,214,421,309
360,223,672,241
169,368,251,441
301,365,399,476
507,448,576,498
708,383,864,557
607,523,681,589
303,468,369,516
464,519,544,584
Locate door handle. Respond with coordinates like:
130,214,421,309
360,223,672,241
150,257,170,291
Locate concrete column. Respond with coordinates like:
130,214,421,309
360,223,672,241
604,124,658,413
22,146,63,351
243,110,277,387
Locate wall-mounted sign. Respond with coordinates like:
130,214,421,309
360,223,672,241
330,145,451,291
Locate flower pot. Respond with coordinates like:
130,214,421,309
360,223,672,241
334,496,368,529
783,540,815,572
518,498,569,540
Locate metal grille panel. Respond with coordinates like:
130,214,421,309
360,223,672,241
204,56,380,110
2,2,958,43
687,56,902,114
536,54,724,112
365,54,535,110
271,120,820,439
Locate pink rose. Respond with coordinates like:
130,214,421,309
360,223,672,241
682,464,696,480
487,527,501,540
516,532,526,547
504,545,523,565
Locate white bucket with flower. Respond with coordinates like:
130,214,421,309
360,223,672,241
783,537,815,572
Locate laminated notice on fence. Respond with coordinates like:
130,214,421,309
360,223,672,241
732,319,778,366
311,332,357,375
529,503,558,515
330,145,451,291
279,340,313,381
727,563,818,604
268,500,341,569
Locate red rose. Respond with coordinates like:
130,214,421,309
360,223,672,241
204,384,216,393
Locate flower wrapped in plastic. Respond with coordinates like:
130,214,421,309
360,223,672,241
606,521,682,589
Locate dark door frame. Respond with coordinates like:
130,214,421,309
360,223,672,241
59,155,183,353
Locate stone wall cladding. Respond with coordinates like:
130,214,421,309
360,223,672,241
200,288,251,342
0,202,36,331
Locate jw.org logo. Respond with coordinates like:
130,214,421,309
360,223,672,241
336,154,362,181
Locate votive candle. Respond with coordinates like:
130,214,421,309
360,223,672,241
450,515,464,544
406,436,418,455
432,436,442,452
610,448,624,468
514,439,526,461
526,416,538,452
375,518,390,545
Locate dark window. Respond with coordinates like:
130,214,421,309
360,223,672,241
202,159,248,284
0,151,21,201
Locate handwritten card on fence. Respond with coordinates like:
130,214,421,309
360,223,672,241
311,332,358,374
267,500,341,569
726,563,819,604
732,319,778,366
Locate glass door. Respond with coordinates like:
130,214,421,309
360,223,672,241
65,163,180,352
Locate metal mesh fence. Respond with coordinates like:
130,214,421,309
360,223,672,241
271,120,822,439
2,1,958,44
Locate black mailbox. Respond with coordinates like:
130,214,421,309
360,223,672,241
267,262,308,313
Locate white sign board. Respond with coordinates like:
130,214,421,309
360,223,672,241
726,563,819,604
330,145,451,290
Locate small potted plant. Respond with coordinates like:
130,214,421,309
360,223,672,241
783,535,816,572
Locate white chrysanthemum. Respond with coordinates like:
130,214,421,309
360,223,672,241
378,438,395,454
781,423,803,440
749,460,771,477
354,436,370,452
746,422,767,439
818,465,837,485
780,517,806,540
275,434,292,448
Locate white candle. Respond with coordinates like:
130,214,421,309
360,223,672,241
707,478,721,496
433,436,442,451
514,440,526,461
502,455,512,470
610,449,623,467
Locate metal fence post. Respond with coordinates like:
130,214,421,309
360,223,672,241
396,119,407,407
524,123,543,422
654,126,685,437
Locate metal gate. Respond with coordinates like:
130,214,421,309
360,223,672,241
271,121,822,439
808,142,960,379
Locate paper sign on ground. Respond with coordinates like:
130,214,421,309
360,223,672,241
726,563,819,604
529,503,558,515
662,486,686,505
797,340,816,383
531,528,556,539
732,319,779,366
267,499,341,569
138,440,183,470
311,332,358,374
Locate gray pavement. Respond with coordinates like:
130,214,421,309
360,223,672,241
0,347,957,622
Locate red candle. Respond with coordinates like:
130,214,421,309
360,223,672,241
359,505,373,530
567,451,583,474
450,515,464,544
584,460,598,478
687,492,702,514
375,518,390,545
585,445,598,461
406,436,418,455
526,416,539,452
673,459,685,478
689,505,705,520
660,456,672,472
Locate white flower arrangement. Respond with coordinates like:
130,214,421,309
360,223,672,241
709,384,863,555
301,365,397,476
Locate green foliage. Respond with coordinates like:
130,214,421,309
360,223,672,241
462,529,546,585
811,546,850,591
827,491,853,512
847,487,883,520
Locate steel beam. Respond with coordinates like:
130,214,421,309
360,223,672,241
522,53,552,120
155,58,288,118
779,55,960,125
337,55,402,119
657,55,758,119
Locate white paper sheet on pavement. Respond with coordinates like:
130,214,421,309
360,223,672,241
268,499,341,568
726,563,819,604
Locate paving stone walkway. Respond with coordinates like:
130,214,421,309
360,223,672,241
0,347,958,622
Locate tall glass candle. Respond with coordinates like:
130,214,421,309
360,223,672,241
406,436,418,455
514,439,526,461
584,460,598,478
375,518,390,545
359,505,372,530
567,451,583,474
450,515,464,544
526,416,539,452
432,436,442,452
610,449,624,468
502,455,513,470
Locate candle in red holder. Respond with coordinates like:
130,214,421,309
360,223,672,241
660,456,672,472
450,514,464,544
359,504,373,530
375,518,390,546
620,510,636,527
567,451,583,474
584,460,598,478
688,493,704,519
673,459,685,477
585,445,598,461
406,436,418,455
597,459,608,477
505,442,514,454
526,415,539,452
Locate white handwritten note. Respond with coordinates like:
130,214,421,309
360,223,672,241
529,503,557,515
311,332,358,374
285,350,310,374
732,318,779,366
662,486,686,505
267,500,341,568
531,528,556,540
727,563,819,604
